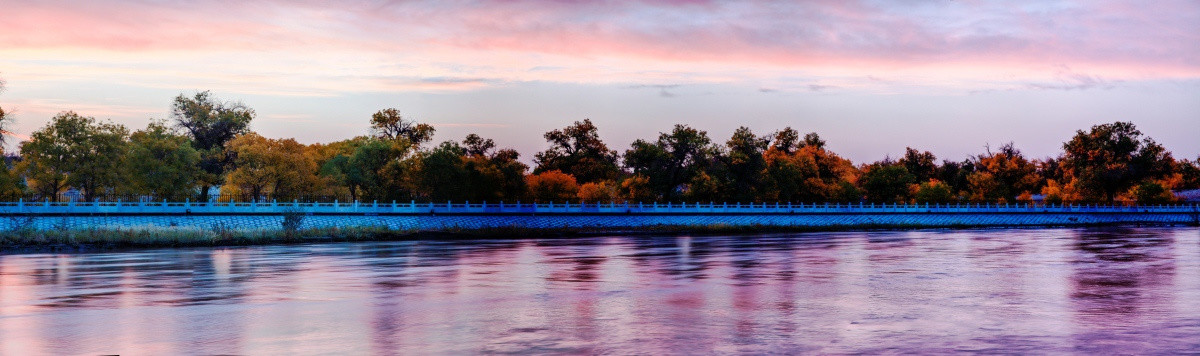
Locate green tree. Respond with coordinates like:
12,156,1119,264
414,141,470,201
861,162,915,203
623,124,720,201
370,108,435,146
936,159,975,197
900,148,937,183
1131,181,1174,204
724,126,768,202
533,119,621,184
172,91,255,201
19,112,128,201
317,137,371,201
124,121,201,201
914,180,954,203
1061,122,1174,202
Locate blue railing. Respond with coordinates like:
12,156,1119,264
0,200,1196,215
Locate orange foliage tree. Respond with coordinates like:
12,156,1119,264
526,170,579,202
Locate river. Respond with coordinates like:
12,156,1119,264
2,227,1199,354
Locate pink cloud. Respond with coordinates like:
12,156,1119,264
1,0,1197,92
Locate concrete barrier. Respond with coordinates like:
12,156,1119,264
2,201,1197,231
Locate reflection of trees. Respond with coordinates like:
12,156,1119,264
1069,228,1175,324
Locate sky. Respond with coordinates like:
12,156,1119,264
1,0,1198,164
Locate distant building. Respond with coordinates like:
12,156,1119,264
62,188,82,201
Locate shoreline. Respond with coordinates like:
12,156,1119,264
3,221,1196,255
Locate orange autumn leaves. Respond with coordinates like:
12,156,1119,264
5,91,1199,204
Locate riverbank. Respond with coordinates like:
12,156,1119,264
3,220,1195,253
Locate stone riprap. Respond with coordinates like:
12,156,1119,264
1,201,1197,232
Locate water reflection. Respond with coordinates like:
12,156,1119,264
1,227,1198,354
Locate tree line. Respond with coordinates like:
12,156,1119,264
0,90,1198,204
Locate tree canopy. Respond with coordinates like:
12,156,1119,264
534,119,621,184
172,91,255,201
1061,122,1174,201
19,112,128,201
1,88,1195,206
370,108,435,146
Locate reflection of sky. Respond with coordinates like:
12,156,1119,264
1,228,1199,353
1,1,1198,162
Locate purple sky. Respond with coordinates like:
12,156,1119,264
1,0,1197,163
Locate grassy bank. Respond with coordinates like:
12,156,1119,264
4,220,1193,254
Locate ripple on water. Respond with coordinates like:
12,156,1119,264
0,227,1198,354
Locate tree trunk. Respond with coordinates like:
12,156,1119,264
199,184,211,202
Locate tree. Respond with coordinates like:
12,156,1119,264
317,137,370,201
770,127,800,154
1040,179,1081,205
913,180,954,203
0,77,18,199
966,172,1003,202
619,174,654,202
899,148,937,183
1131,181,1175,204
526,170,579,202
533,119,621,184
316,136,421,202
70,119,129,201
802,132,826,150
1178,158,1200,191
725,126,768,202
860,162,915,203
124,121,201,201
413,141,469,201
0,162,22,200
223,133,320,201
768,128,825,154
623,124,720,201
19,112,128,201
1061,122,1174,202
172,91,255,201
936,159,975,197
459,134,528,201
370,108,435,146
0,77,10,152
761,140,859,202
578,181,618,203
462,133,495,157
968,143,1040,202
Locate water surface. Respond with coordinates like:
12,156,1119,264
2,227,1199,354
